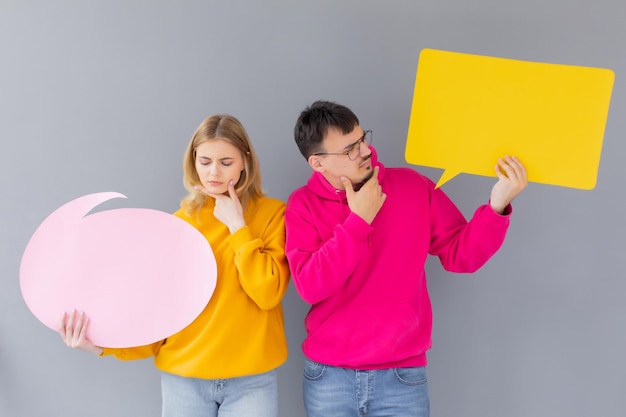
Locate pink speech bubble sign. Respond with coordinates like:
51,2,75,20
19,192,216,348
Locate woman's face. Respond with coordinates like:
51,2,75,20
194,138,245,195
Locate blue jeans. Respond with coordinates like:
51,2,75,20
161,370,278,417
303,358,429,417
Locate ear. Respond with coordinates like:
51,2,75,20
308,155,325,173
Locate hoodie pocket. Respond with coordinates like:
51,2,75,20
303,300,430,367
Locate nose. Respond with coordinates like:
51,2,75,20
359,140,371,157
208,164,220,176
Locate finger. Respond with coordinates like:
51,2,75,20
227,179,238,201
67,309,77,329
58,312,68,337
64,309,76,340
58,311,66,330
79,316,90,342
72,311,86,344
75,311,85,328
341,176,354,195
497,156,516,179
494,161,507,180
509,156,528,182
501,156,526,185
369,166,380,183
193,185,211,196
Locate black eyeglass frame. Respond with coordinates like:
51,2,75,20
311,130,373,161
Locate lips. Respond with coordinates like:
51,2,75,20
359,154,373,168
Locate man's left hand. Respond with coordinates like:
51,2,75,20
490,155,528,214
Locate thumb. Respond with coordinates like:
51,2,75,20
194,184,211,196
341,176,354,195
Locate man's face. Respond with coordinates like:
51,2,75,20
308,126,373,190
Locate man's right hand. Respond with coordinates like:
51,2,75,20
341,166,387,224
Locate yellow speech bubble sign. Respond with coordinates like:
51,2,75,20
405,49,615,189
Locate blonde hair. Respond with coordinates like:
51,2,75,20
181,114,264,213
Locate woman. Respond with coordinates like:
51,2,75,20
59,114,290,417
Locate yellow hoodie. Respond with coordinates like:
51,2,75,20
101,196,290,379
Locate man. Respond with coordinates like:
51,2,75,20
285,100,527,417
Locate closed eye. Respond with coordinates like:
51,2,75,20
198,157,234,166
347,135,365,153
348,139,363,153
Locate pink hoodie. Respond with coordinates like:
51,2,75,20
285,147,511,369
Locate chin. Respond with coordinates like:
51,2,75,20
205,186,227,195
361,169,374,183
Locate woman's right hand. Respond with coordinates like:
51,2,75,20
59,310,103,355
196,180,246,234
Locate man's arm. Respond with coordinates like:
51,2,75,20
429,156,527,272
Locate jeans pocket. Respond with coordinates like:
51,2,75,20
303,358,327,381
394,366,427,386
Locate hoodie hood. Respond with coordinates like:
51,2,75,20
305,145,386,201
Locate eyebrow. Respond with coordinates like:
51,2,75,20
342,131,365,150
198,156,235,161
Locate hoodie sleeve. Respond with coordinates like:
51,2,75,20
427,179,511,272
285,190,373,305
227,200,290,310
101,340,164,360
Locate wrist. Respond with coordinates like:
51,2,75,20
488,197,506,214
229,221,245,234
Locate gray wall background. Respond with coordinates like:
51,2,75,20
1,1,624,416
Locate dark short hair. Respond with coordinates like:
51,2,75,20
294,100,360,159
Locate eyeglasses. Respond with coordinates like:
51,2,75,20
312,130,373,161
